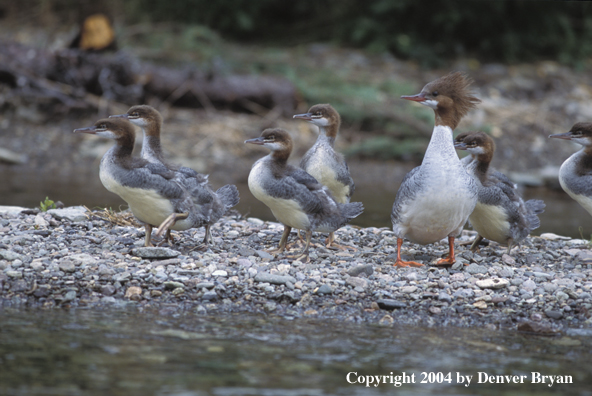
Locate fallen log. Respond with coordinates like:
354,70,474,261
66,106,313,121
0,40,298,116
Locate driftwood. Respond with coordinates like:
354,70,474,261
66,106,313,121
0,40,297,116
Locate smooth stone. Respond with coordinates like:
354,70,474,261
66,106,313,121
212,270,228,277
34,214,49,227
376,299,406,310
237,259,253,268
254,272,296,285
347,264,373,277
195,282,215,289
101,285,116,296
539,233,571,241
164,281,185,290
0,206,28,215
476,278,509,289
438,292,452,302
132,247,180,259
5,270,22,279
202,291,218,301
521,279,536,291
465,264,488,274
68,253,97,266
63,291,77,302
0,250,22,261
47,206,88,222
566,328,592,337
401,286,418,294
98,264,115,276
316,284,333,294
247,217,264,226
59,261,76,273
125,286,142,299
346,277,368,289
501,254,516,265
545,310,563,320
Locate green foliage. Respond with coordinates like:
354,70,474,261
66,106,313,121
39,197,56,212
123,0,592,66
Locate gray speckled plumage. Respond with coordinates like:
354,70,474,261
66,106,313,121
455,131,545,249
110,105,239,229
250,154,362,233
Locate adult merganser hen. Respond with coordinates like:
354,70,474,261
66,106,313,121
293,104,355,249
392,72,481,267
109,105,239,245
73,118,204,247
245,128,363,261
549,122,592,217
454,131,545,253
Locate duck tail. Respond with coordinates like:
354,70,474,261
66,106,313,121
216,184,240,209
341,201,364,220
525,199,545,230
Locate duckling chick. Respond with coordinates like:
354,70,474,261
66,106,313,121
245,128,363,261
549,122,592,217
454,131,545,253
73,118,205,247
109,105,239,245
294,104,355,250
392,72,480,267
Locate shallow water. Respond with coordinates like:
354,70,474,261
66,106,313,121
1,166,590,239
0,307,590,396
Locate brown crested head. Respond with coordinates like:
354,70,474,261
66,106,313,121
550,122,592,148
74,118,135,148
308,104,340,127
245,128,293,161
404,72,481,130
454,130,495,167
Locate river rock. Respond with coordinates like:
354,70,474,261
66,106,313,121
376,299,406,310
131,247,180,259
476,278,509,289
254,272,296,285
347,264,373,277
47,206,88,222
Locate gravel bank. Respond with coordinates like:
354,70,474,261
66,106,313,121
1,205,591,335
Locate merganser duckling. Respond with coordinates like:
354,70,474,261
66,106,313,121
245,128,363,261
392,72,480,267
73,118,205,247
454,131,545,253
549,122,592,217
293,104,355,249
109,105,239,245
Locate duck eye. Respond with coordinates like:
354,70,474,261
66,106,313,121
432,91,439,97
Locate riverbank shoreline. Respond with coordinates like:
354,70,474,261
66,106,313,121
1,205,591,335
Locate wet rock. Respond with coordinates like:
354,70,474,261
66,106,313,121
63,291,77,302
545,310,563,320
517,321,560,335
101,285,116,296
376,299,406,310
202,291,218,301
131,247,180,259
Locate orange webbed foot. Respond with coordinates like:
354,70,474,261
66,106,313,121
393,259,423,268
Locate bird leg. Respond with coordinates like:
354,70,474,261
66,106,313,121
505,238,515,255
325,231,357,251
155,212,189,239
469,235,484,252
288,230,312,263
144,223,154,247
435,236,456,266
393,238,423,267
268,225,292,255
